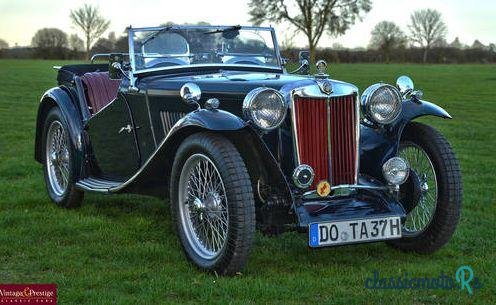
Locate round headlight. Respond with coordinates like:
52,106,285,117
243,88,287,130
361,84,402,124
382,157,410,185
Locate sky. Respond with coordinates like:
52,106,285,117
0,0,494,48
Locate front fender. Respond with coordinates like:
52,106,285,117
34,87,84,166
120,109,293,221
360,98,451,181
400,99,452,122
170,108,247,133
117,108,247,196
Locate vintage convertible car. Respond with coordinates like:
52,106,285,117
35,25,462,275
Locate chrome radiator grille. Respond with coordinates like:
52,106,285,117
293,94,358,187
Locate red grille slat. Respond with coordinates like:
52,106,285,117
294,94,357,188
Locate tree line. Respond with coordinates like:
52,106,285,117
250,1,495,63
0,1,495,63
0,4,126,60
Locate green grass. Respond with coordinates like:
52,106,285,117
0,60,494,304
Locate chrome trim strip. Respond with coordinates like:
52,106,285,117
289,90,301,164
130,25,275,32
133,64,283,76
145,93,157,147
302,184,388,199
354,93,360,185
326,97,333,185
147,89,178,96
90,53,129,63
270,27,283,68
127,28,138,89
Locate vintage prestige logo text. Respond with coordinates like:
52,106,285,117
0,284,57,304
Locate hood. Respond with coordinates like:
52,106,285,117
141,70,359,99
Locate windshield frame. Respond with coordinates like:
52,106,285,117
127,25,283,76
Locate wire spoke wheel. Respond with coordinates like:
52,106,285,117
178,153,229,260
399,142,438,236
45,120,70,196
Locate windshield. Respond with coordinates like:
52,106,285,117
129,26,281,73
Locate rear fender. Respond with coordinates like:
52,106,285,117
34,87,84,175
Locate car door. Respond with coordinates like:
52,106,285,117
86,93,140,180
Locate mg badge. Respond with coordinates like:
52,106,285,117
317,79,333,94
316,180,331,197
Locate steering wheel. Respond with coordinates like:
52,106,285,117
224,57,264,66
145,57,189,69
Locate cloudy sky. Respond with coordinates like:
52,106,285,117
0,0,494,48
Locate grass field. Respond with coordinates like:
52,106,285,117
0,60,494,304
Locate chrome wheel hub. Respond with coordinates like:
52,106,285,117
399,143,438,236
178,154,229,260
45,121,70,196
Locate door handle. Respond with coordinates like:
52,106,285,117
118,124,133,134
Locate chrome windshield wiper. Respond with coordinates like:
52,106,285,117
142,26,173,45
203,25,241,35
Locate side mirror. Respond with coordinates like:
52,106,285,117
109,53,124,80
290,50,310,74
180,83,202,106
299,50,310,63
396,75,414,96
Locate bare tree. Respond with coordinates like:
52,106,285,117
70,4,110,58
369,21,406,62
248,0,372,63
280,32,296,51
0,38,8,49
32,28,68,49
31,28,68,59
408,9,447,63
449,37,464,49
471,40,485,49
489,43,496,53
69,34,84,52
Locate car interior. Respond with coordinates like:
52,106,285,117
57,64,122,116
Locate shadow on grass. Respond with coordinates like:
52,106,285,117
69,193,428,276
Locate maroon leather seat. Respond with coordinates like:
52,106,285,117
81,72,121,114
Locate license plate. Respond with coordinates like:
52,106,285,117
309,216,402,247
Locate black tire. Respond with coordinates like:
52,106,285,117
388,122,462,253
170,132,256,275
42,107,83,208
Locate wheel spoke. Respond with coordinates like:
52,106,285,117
178,154,229,259
400,143,438,236
46,121,70,196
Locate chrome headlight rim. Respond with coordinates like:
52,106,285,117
361,83,402,125
242,87,287,130
292,164,315,189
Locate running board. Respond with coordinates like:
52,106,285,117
75,177,123,193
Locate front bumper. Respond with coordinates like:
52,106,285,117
294,177,406,230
